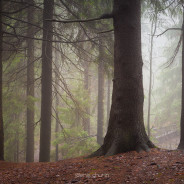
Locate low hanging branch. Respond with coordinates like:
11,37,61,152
46,13,113,23
156,28,182,37
98,29,114,34
164,33,182,68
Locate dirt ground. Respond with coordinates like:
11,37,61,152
0,148,184,183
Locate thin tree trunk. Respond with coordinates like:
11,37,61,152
178,8,184,149
147,11,157,138
14,137,16,162
97,39,105,145
106,75,111,125
0,0,4,161
83,60,90,134
55,47,59,161
55,99,59,161
39,0,54,162
16,129,19,162
26,0,35,162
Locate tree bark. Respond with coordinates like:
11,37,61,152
16,129,19,163
55,96,59,161
97,39,105,145
54,47,59,161
178,8,184,150
90,0,154,157
26,0,35,162
106,75,111,125
39,0,54,162
0,0,4,161
83,60,90,134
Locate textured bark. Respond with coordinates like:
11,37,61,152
55,48,59,161
26,0,35,162
89,0,154,157
13,116,19,162
0,0,4,161
55,97,59,161
106,75,111,125
97,40,105,145
178,9,184,150
83,60,90,134
16,130,19,163
39,0,54,162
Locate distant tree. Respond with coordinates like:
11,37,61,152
97,39,105,145
54,46,60,161
147,5,158,138
0,0,4,161
106,73,111,125
83,51,91,135
26,0,35,162
178,7,184,150
39,0,54,162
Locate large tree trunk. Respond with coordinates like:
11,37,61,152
39,0,54,162
97,40,105,145
0,0,4,161
178,9,184,150
90,0,154,157
26,0,35,162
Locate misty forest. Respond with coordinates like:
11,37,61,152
1,0,184,183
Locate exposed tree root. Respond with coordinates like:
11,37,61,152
177,144,184,150
105,141,117,156
87,138,155,158
86,147,104,158
147,140,155,148
136,144,150,153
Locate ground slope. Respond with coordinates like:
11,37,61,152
0,149,184,183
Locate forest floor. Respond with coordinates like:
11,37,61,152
0,148,184,183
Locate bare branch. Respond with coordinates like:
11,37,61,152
58,0,100,46
2,5,30,14
2,0,43,10
2,14,42,30
46,13,113,23
164,33,182,68
98,29,114,34
3,31,105,44
156,28,182,37
157,0,176,13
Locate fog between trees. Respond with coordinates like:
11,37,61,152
0,0,183,162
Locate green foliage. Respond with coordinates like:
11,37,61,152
53,127,99,159
3,87,26,161
26,95,38,111
3,54,27,162
51,76,99,159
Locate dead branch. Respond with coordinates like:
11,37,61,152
156,28,182,37
46,13,113,23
